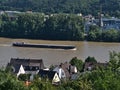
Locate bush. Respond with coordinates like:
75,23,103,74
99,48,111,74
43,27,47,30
85,56,97,63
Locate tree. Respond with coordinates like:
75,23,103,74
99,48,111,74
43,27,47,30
29,78,56,90
0,69,27,90
0,0,120,17
109,51,120,72
102,29,119,42
18,74,31,81
59,78,92,90
87,25,101,41
44,14,84,40
17,13,45,38
70,57,84,72
85,56,97,63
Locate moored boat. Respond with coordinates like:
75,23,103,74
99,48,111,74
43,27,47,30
12,42,76,50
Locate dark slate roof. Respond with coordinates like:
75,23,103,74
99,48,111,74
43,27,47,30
96,62,108,67
12,64,21,73
23,66,39,71
9,58,45,69
38,70,57,80
84,62,108,71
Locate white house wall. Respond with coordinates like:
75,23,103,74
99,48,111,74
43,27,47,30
52,73,60,83
17,65,25,77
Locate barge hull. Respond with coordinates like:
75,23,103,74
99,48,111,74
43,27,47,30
12,43,76,50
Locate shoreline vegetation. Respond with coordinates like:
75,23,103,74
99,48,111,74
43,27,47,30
0,13,120,42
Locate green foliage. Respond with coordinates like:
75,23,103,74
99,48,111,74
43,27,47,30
16,13,45,38
0,0,120,17
82,68,120,90
44,14,84,40
109,51,120,71
18,74,31,81
0,13,120,42
102,29,119,42
87,25,101,41
59,79,92,90
70,57,84,71
49,64,55,71
76,52,120,90
0,69,27,90
85,56,97,63
29,79,56,90
0,13,84,41
87,27,120,42
82,51,120,90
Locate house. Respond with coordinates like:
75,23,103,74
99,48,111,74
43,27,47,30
53,62,78,80
11,64,25,77
96,62,108,68
84,15,120,33
38,69,60,85
8,58,45,69
0,11,4,15
23,66,39,73
84,62,108,71
84,62,96,71
53,62,70,79
53,65,66,79
7,58,45,78
84,15,96,33
69,65,78,74
9,64,40,81
94,18,120,30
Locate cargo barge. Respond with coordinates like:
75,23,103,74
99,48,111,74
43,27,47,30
12,42,76,50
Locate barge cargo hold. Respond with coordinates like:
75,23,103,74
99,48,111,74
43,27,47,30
12,42,76,50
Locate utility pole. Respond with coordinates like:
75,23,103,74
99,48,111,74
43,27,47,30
98,4,103,41
99,5,103,28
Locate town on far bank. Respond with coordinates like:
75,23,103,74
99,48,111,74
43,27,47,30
0,10,120,31
0,10,120,42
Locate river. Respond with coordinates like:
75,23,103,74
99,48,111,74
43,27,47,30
0,38,120,67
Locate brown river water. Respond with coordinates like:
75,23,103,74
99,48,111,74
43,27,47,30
0,38,120,67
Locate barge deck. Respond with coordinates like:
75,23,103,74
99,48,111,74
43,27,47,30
12,42,76,50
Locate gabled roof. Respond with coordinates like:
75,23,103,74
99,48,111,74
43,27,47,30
24,66,39,71
84,62,108,71
53,67,66,79
12,64,21,73
96,62,108,68
53,62,78,79
9,58,45,69
38,70,57,80
11,64,25,77
59,62,71,78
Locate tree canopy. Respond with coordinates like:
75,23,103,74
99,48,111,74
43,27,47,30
0,13,84,41
69,57,84,71
0,0,120,17
0,13,120,42
85,56,97,63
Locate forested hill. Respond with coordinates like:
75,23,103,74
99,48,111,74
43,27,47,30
0,0,120,17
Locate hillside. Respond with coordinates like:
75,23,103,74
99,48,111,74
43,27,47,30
0,0,120,17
